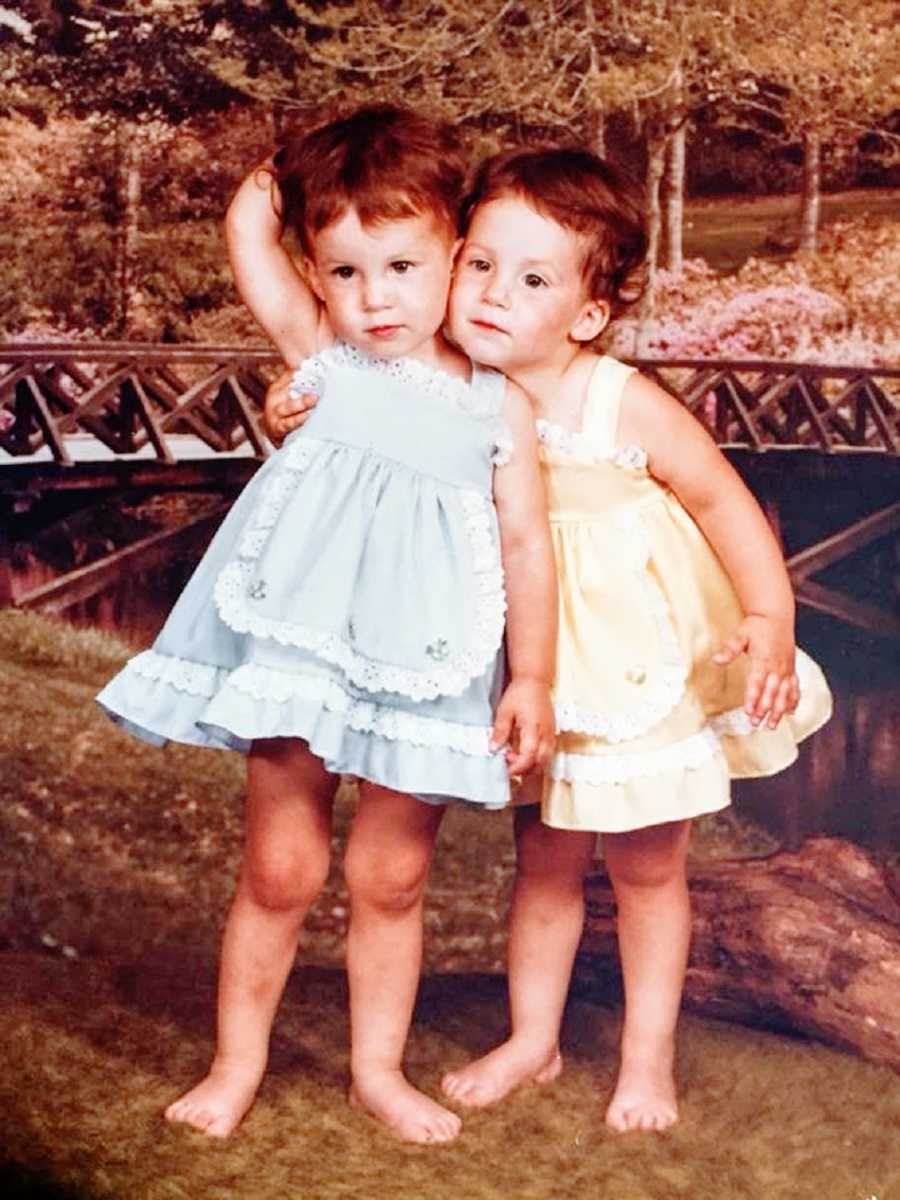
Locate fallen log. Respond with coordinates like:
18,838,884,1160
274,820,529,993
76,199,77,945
574,836,900,1070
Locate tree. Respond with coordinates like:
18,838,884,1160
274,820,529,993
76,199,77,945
5,0,245,332
730,0,900,256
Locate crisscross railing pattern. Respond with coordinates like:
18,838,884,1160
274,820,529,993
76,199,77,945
0,343,281,465
1,345,899,463
638,359,900,453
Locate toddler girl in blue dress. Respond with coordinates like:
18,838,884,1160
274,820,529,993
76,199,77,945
97,105,557,1144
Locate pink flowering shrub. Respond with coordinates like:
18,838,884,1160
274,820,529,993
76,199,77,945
609,217,900,367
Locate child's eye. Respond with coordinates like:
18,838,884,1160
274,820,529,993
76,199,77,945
332,265,355,280
390,260,414,274
523,273,546,289
468,258,491,272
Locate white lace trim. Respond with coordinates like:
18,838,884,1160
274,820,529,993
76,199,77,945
118,651,497,755
536,419,647,470
554,511,687,741
128,649,221,696
288,355,327,399
214,435,507,702
492,430,514,467
291,341,500,419
224,663,494,755
290,342,514,468
549,725,725,784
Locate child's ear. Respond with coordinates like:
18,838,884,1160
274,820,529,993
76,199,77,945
450,237,464,270
303,257,325,301
570,299,610,343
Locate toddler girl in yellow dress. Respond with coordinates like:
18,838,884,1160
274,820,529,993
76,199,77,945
266,145,832,1134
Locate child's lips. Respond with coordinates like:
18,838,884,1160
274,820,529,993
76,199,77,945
367,324,403,337
471,318,507,335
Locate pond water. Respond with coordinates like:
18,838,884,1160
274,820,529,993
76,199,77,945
734,612,898,854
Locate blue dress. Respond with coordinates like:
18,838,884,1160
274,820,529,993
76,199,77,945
97,342,513,807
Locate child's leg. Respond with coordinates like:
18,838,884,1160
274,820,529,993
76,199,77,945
442,801,595,1107
165,738,338,1137
342,784,459,1143
603,817,692,1132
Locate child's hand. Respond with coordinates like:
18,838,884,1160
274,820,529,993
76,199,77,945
491,678,556,776
713,615,800,728
263,369,318,446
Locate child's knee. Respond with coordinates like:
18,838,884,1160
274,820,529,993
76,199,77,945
343,849,428,913
245,848,330,913
605,829,689,892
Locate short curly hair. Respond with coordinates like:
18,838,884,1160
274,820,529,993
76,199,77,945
272,104,467,255
463,147,648,316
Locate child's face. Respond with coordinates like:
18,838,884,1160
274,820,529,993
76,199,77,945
305,207,459,363
449,195,608,373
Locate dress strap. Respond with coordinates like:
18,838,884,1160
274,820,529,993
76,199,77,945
581,356,636,452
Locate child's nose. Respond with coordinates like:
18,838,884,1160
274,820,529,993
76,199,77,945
362,277,392,310
483,276,510,307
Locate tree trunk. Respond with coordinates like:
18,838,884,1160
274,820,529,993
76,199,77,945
576,837,900,1070
664,115,686,273
798,127,821,258
115,119,143,336
635,125,666,354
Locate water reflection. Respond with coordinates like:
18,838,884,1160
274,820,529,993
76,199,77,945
735,613,898,854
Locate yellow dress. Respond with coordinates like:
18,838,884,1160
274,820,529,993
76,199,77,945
538,356,832,834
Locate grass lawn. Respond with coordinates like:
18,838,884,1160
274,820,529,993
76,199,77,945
1,610,898,1200
684,187,900,271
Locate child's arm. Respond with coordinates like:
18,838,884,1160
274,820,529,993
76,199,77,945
491,381,558,775
619,374,799,728
225,163,331,367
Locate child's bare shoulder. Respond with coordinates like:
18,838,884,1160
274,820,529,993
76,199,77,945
499,378,539,440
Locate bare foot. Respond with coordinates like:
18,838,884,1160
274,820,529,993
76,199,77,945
350,1069,462,1144
604,1050,678,1133
441,1039,562,1108
164,1063,263,1139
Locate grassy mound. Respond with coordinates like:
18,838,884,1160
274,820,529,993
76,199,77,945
1,610,897,1199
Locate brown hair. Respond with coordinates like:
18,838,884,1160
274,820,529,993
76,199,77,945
463,147,648,315
273,104,467,255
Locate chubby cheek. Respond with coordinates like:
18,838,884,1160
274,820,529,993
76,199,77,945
445,286,472,343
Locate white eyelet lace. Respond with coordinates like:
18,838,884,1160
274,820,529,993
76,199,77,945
491,430,514,467
225,663,495,754
536,419,647,470
214,435,507,702
123,650,497,755
291,343,515,468
129,649,220,696
554,511,688,741
549,725,724,784
288,356,328,399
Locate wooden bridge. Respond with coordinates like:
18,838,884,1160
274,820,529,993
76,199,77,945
2,342,898,638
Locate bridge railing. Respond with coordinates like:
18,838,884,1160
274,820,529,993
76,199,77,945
2,342,899,463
